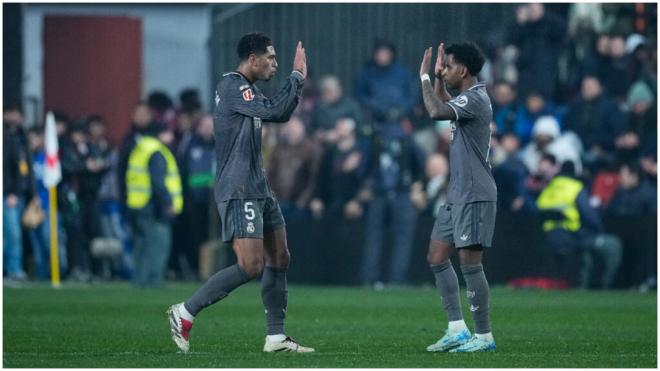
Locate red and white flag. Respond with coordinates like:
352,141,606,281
43,112,61,188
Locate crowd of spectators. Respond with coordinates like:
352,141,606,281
3,3,656,290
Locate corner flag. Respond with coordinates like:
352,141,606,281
44,112,62,287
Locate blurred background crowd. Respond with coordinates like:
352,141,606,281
3,3,657,291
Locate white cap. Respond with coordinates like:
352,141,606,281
532,115,560,139
626,34,646,54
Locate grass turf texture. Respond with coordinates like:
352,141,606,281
3,282,656,368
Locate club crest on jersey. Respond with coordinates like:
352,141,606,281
453,95,468,107
243,88,254,101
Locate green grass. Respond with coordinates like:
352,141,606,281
3,282,657,368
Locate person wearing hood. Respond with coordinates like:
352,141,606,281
520,115,583,176
356,40,419,133
614,80,656,162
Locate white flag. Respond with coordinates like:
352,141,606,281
43,112,61,188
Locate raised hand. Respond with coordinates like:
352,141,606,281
435,43,445,78
420,47,433,77
293,41,307,79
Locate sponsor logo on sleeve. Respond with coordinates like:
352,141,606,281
452,95,468,107
214,90,220,106
242,88,254,101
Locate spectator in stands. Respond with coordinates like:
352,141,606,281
148,90,177,129
126,123,183,287
294,71,319,127
118,102,157,208
513,90,561,145
588,159,621,210
81,116,112,275
536,161,622,289
3,103,33,281
175,89,203,162
563,4,604,101
616,79,657,161
268,116,319,217
178,114,216,281
521,115,582,176
508,3,565,100
60,121,94,281
526,153,560,200
410,152,449,218
626,34,656,87
563,75,626,172
96,145,128,279
640,147,657,186
360,117,425,287
493,133,534,213
491,81,520,137
598,34,633,103
312,75,365,141
310,117,368,220
606,162,657,216
356,40,419,135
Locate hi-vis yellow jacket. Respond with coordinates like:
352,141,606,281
126,136,183,214
536,175,583,232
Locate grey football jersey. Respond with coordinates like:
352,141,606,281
445,82,497,203
213,71,304,202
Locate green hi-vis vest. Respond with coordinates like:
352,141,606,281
536,175,583,232
126,136,183,214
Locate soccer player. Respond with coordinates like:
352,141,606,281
418,42,497,352
167,33,314,353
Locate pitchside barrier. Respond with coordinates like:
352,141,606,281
281,212,657,289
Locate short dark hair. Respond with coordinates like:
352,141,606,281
445,42,486,76
3,101,22,114
373,39,396,57
237,33,272,60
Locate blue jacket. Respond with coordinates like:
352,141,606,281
356,61,419,123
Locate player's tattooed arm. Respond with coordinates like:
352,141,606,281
421,80,457,121
420,46,456,121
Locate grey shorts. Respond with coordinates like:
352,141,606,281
431,201,496,248
216,197,285,242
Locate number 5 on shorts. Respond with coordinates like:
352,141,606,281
244,201,256,220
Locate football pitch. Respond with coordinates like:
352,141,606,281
3,282,657,368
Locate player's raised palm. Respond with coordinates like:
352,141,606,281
293,41,307,79
435,43,445,78
419,47,433,77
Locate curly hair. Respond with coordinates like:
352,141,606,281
445,42,486,77
237,33,273,60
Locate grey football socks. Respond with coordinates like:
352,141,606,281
184,264,251,316
430,260,463,322
461,263,491,334
261,266,288,335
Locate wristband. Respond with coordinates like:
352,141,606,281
420,74,431,83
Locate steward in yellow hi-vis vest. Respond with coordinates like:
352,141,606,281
536,175,583,232
126,135,183,215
